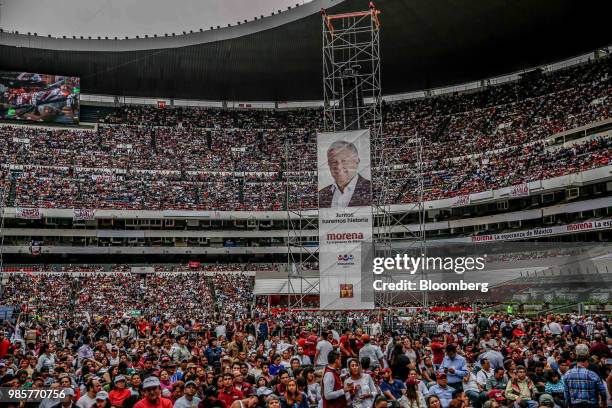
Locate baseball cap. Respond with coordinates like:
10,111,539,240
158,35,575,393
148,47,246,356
436,369,447,379
114,375,126,383
483,401,495,408
382,368,392,373
142,376,161,389
185,381,197,388
487,390,504,401
362,334,370,342
256,387,274,397
539,394,555,407
96,391,109,401
62,388,75,397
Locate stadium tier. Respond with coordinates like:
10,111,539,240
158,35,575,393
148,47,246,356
0,57,610,211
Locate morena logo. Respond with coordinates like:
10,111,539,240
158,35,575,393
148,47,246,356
327,232,364,241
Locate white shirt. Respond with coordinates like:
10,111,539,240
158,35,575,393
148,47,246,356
476,368,494,387
331,175,359,208
76,394,96,408
547,322,562,335
316,340,333,366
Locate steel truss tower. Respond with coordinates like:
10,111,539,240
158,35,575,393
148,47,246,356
285,135,320,309
0,169,8,275
284,2,426,311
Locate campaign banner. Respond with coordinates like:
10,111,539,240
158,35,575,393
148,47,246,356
73,208,96,221
317,129,374,310
509,183,529,198
451,194,471,207
468,218,612,243
16,208,41,219
91,174,115,182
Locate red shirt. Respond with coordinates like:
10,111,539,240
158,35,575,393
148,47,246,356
0,339,10,358
219,387,244,408
339,335,353,357
306,335,318,356
430,341,445,365
109,388,132,407
134,397,174,408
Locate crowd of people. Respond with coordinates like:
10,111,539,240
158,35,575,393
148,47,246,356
0,272,254,322
0,307,609,408
1,263,285,274
0,56,609,210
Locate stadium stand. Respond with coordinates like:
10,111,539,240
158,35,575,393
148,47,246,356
1,56,610,210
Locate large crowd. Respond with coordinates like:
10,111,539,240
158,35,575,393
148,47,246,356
0,272,254,322
0,57,610,210
1,263,285,274
0,304,608,408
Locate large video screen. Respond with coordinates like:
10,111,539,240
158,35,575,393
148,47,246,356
0,71,80,125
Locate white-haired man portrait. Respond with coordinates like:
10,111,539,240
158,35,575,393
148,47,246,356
318,140,372,208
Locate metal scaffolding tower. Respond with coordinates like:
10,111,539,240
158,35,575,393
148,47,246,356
284,2,426,311
284,134,320,309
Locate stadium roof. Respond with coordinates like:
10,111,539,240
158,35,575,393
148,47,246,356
0,0,610,101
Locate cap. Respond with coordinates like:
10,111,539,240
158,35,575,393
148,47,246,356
436,369,447,379
185,381,197,388
187,363,197,368
361,334,370,342
114,375,126,383
539,394,555,407
257,387,274,397
487,390,504,401
96,391,109,401
142,376,161,389
382,368,392,373
62,388,75,397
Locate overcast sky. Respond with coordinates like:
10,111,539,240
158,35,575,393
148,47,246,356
1,0,310,37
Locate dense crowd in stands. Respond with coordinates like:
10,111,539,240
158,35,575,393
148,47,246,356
0,57,610,210
1,272,254,321
1,263,307,274
0,303,608,408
